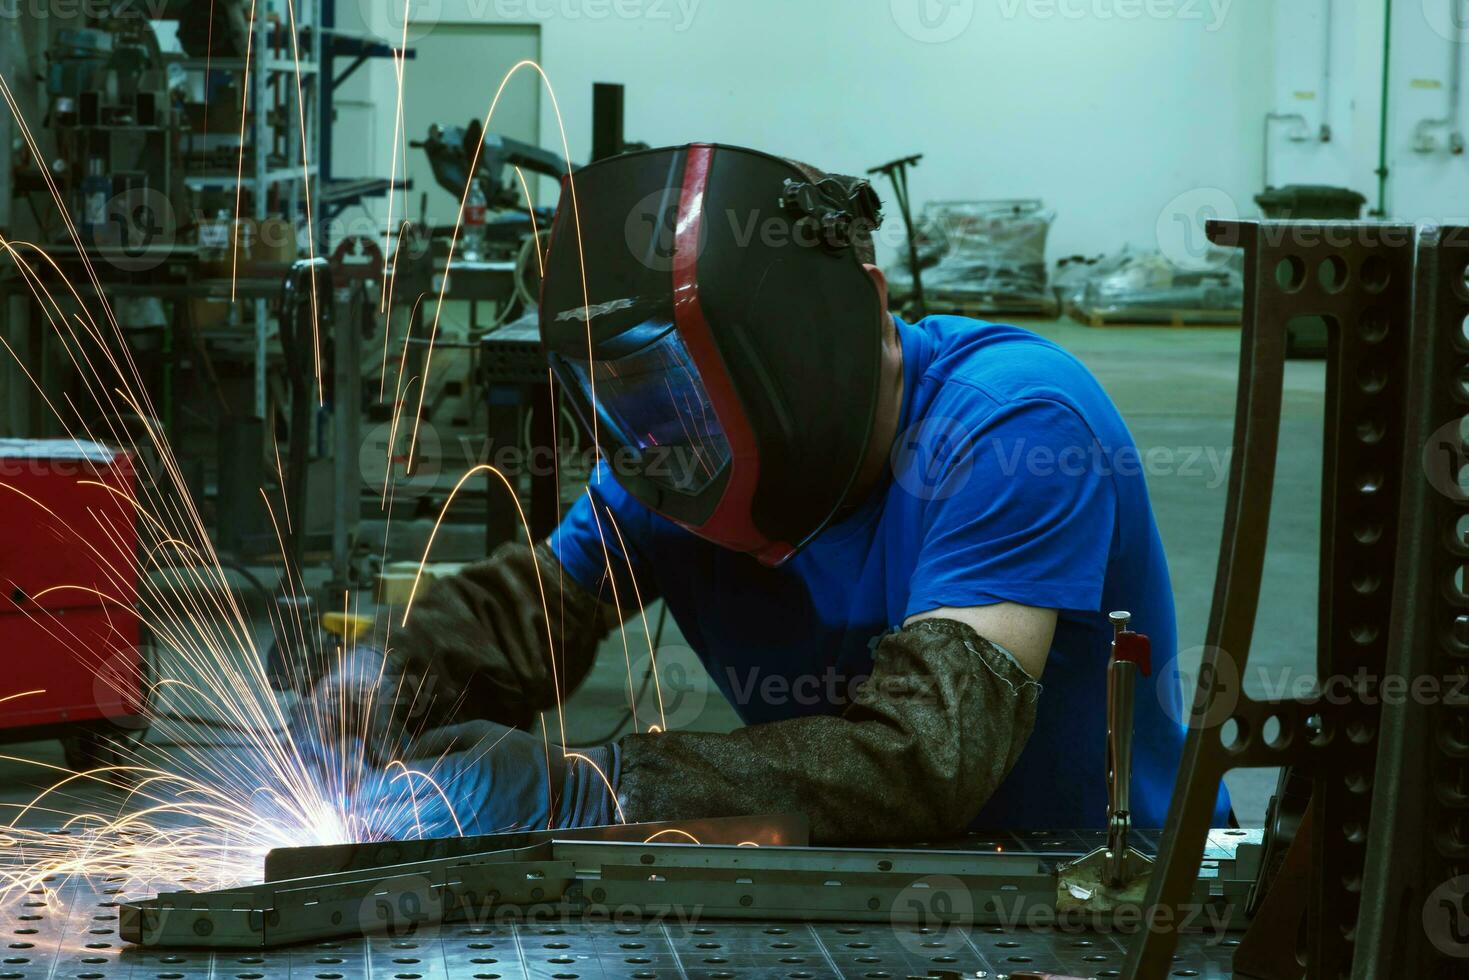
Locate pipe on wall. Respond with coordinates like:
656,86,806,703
1412,6,1465,154
1263,112,1312,190
1317,0,1334,142
1373,0,1392,215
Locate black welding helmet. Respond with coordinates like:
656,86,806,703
539,143,886,566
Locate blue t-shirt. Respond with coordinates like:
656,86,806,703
551,315,1230,830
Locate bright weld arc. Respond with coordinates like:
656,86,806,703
0,52,668,907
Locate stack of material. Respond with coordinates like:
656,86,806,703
887,200,1059,316
1062,249,1243,327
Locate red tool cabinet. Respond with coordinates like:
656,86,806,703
0,441,144,742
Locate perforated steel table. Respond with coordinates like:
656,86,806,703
2,829,1240,979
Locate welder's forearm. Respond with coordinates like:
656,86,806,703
615,619,1041,844
392,541,614,728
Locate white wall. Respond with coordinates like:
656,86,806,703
351,0,1276,262
1269,0,1469,225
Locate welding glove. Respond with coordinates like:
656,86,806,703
612,618,1042,845
288,643,420,774
310,542,619,737
355,720,622,839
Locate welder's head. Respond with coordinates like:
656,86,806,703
539,143,888,566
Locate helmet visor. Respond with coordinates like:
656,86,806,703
554,318,731,495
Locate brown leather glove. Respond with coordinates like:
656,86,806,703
381,540,620,732
615,618,1042,845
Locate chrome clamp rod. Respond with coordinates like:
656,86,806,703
1106,610,1138,887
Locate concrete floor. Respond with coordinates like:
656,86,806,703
0,318,1323,830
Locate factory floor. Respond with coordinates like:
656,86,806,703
0,317,1320,830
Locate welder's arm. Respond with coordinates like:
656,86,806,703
387,540,624,730
616,615,1045,845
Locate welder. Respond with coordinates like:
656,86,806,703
316,144,1231,843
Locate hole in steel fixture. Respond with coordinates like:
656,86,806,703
1343,821,1367,844
1352,572,1382,595
1350,624,1381,645
1345,769,1372,794
1360,255,1391,292
1275,256,1307,292
1318,255,1349,292
1347,720,1377,745
1357,362,1389,394
1354,523,1383,545
1263,715,1288,748
1358,471,1385,495
1359,308,1390,343
1357,417,1386,444
1219,717,1247,752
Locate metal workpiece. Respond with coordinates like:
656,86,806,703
1124,221,1466,979
263,813,812,882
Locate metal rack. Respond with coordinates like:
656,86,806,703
316,0,416,238
176,1,320,416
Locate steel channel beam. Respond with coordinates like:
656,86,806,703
262,813,811,881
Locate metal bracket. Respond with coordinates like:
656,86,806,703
1124,221,1469,979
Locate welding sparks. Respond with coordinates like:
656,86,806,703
0,9,666,917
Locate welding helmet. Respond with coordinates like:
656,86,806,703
539,143,886,566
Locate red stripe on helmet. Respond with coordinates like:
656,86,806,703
672,144,793,565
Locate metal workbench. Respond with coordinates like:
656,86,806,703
2,831,1240,979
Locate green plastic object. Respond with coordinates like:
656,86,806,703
1254,185,1367,357
1254,184,1368,221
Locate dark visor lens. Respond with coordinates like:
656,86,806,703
561,321,731,494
